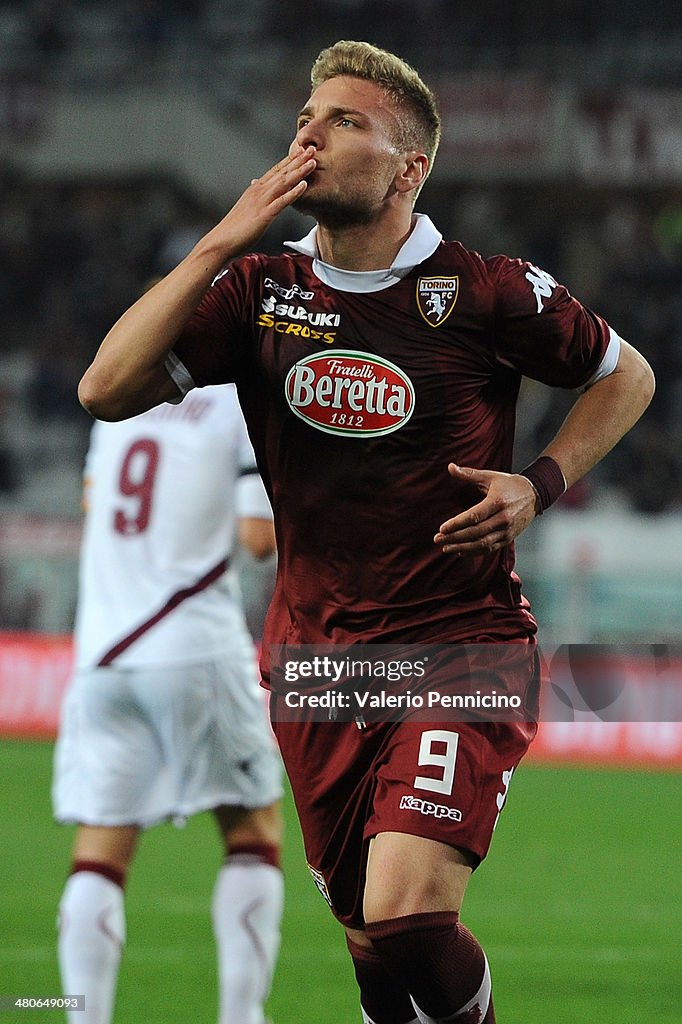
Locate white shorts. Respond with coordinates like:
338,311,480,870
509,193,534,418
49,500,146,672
52,651,283,828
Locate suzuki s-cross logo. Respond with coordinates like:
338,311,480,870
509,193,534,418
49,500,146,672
284,350,415,437
416,276,459,327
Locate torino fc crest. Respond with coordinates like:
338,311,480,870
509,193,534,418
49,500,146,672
416,276,459,327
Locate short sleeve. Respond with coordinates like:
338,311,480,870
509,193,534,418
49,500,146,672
488,255,611,389
236,471,272,520
172,256,261,387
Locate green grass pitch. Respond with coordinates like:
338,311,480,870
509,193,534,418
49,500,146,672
1,739,680,1022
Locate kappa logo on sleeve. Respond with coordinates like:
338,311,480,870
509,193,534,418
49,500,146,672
416,276,459,327
525,264,558,313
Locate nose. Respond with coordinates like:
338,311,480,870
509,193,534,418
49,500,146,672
295,118,324,152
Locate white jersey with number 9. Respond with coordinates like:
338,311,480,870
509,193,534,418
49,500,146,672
74,384,271,669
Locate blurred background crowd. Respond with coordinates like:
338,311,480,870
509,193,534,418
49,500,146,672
1,0,681,634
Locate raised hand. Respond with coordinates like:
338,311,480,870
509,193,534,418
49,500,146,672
433,463,538,556
78,145,318,421
203,145,317,260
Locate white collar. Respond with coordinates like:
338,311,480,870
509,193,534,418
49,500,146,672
283,213,442,293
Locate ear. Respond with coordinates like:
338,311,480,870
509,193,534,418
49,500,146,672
395,152,429,197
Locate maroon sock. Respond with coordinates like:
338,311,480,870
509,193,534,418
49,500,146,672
71,859,126,889
227,842,281,870
346,936,417,1024
366,911,495,1023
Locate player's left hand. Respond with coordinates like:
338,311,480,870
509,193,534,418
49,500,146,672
434,463,538,555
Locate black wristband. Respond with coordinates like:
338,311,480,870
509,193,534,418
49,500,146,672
519,456,566,515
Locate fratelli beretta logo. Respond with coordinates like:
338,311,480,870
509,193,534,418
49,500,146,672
284,350,415,437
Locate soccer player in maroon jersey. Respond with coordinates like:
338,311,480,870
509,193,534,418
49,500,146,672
78,40,654,1024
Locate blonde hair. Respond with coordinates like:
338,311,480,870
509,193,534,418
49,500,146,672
310,40,441,169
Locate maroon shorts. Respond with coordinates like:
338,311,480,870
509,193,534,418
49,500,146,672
271,641,540,929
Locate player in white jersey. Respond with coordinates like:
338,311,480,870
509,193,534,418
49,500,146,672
53,384,283,1024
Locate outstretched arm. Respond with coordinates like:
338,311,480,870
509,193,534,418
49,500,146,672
78,146,317,421
434,340,655,555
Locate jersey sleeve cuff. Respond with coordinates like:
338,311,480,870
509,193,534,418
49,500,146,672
583,328,622,390
164,351,196,403
236,473,273,520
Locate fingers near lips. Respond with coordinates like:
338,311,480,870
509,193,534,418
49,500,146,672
258,147,315,183
252,149,316,207
280,147,317,185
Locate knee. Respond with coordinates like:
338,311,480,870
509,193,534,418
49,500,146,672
72,825,139,877
345,925,373,950
364,892,419,925
363,834,474,924
364,882,452,925
218,801,283,851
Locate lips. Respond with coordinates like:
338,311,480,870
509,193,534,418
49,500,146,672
304,167,322,186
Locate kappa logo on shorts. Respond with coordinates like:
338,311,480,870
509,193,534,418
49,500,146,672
399,794,462,821
307,863,333,907
416,276,459,327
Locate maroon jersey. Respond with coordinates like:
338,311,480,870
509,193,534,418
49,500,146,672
173,219,610,672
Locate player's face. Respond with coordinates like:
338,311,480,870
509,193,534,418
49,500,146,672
291,76,409,225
